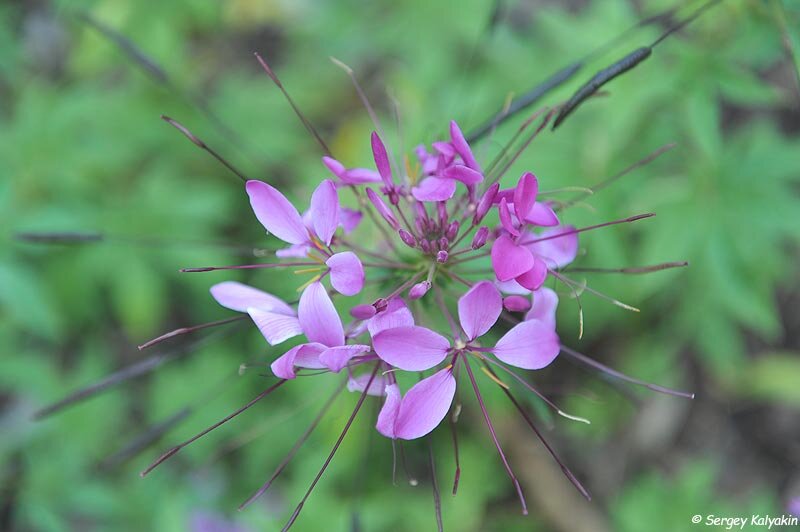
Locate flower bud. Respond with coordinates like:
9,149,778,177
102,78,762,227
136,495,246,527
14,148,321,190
438,237,449,250
446,221,460,241
409,281,431,300
366,188,399,230
398,229,417,248
436,250,449,263
471,226,489,250
503,295,532,312
474,182,499,224
437,201,448,226
350,304,377,319
420,239,431,253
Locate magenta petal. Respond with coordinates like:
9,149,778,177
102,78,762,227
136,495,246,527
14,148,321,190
526,287,559,329
338,207,363,234
441,165,483,186
371,131,394,186
298,282,344,347
498,198,520,237
515,256,548,291
310,179,339,245
412,177,456,202
376,383,401,438
524,201,560,227
449,121,480,171
348,373,388,396
318,344,370,373
493,320,560,370
366,188,399,230
394,368,456,440
373,326,450,371
367,299,415,337
458,281,502,341
247,307,303,345
503,295,532,312
270,342,327,379
210,281,294,314
342,168,382,184
246,180,308,245
276,243,312,258
491,234,534,282
526,225,579,268
326,251,365,296
322,156,346,178
513,172,539,221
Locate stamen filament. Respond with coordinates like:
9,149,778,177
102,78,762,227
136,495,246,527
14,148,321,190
138,315,247,350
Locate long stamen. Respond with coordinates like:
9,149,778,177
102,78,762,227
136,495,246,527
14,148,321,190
254,52,332,156
463,359,528,515
483,365,591,501
239,378,347,510
161,116,249,182
428,439,444,532
559,143,676,209
524,213,655,245
281,364,379,531
565,261,688,275
140,379,287,477
549,269,640,313
33,327,235,419
560,345,695,399
180,262,317,273
138,316,246,350
479,357,591,425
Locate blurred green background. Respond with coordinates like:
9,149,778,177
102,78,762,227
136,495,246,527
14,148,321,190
2,0,799,530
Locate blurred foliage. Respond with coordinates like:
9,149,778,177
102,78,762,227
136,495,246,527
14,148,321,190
2,0,799,531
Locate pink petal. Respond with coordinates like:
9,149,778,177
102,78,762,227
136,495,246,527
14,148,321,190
319,344,371,373
376,383,401,438
275,243,312,258
270,342,327,379
247,307,303,345
412,177,456,202
513,172,539,221
524,201,559,227
503,295,532,313
366,188,399,230
310,179,339,245
373,326,450,371
367,299,415,337
210,281,293,314
441,165,483,186
491,234,534,282
458,281,502,341
498,197,520,236
298,282,344,347
371,131,393,186
449,121,480,171
245,180,308,245
495,279,531,295
348,373,389,396
492,320,560,370
525,287,559,329
525,225,579,268
326,251,365,296
321,156,346,178
342,168,382,184
338,207,363,234
515,256,548,291
394,368,456,440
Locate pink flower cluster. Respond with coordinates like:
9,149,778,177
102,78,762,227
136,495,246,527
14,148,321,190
209,120,579,442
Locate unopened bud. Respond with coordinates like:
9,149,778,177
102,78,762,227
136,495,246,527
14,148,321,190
420,239,431,253
436,250,449,263
471,226,489,250
398,229,417,248
409,281,431,300
446,221,460,241
437,201,448,226
503,295,532,312
474,182,499,224
366,188,400,230
350,304,377,319
438,237,449,250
